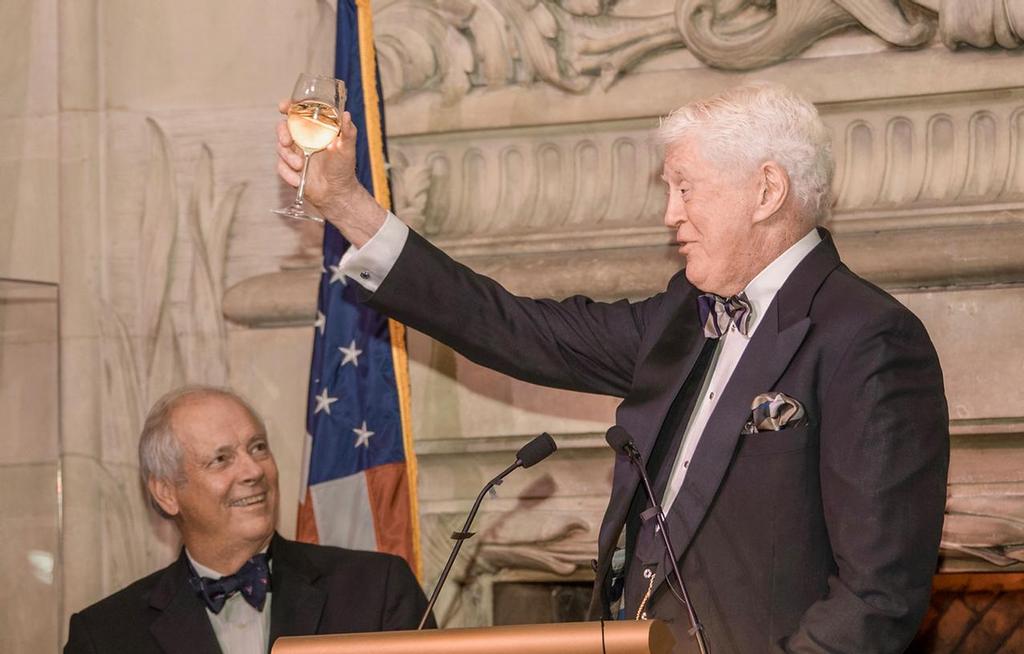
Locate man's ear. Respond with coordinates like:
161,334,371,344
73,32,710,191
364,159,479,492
752,160,789,224
148,477,181,517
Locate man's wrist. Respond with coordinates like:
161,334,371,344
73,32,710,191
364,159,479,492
323,186,388,247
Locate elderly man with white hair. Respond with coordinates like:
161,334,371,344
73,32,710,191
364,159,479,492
277,83,948,653
64,386,430,654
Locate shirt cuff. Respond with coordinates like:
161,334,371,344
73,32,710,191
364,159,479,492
338,212,410,292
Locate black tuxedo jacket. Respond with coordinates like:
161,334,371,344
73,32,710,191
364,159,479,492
64,533,430,653
363,228,948,653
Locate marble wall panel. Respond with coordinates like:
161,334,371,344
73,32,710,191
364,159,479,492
100,0,330,110
897,286,1024,420
0,463,60,654
0,283,59,465
1,0,59,283
408,329,616,442
228,324,316,541
0,281,60,652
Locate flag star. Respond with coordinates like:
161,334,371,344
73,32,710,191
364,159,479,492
339,340,363,367
314,387,338,415
328,263,347,285
353,421,375,448
314,311,326,335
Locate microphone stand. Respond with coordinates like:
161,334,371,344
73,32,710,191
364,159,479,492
416,460,518,630
616,434,709,654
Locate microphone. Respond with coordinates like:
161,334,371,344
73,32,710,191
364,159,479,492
605,425,709,654
417,432,557,629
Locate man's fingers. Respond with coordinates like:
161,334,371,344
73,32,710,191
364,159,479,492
278,99,291,115
276,120,293,148
277,158,301,188
277,142,304,170
340,111,357,139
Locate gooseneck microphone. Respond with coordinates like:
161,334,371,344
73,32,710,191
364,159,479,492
605,425,709,654
417,432,558,630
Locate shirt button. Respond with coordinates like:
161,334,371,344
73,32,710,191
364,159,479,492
709,391,715,400
359,271,371,280
641,611,648,620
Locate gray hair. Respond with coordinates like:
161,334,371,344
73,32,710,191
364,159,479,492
656,82,834,221
138,385,265,516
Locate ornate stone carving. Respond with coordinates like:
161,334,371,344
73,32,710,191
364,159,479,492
374,0,1022,100
101,119,244,475
829,95,1024,219
421,507,598,627
389,122,665,239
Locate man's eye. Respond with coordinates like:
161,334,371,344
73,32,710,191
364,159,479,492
252,441,269,454
210,455,229,467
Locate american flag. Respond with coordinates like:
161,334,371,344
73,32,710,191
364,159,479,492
295,0,420,575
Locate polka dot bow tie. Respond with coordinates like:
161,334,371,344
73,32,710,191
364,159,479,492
697,292,753,338
189,553,270,614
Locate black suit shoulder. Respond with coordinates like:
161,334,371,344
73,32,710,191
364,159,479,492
282,540,431,631
285,539,413,581
65,563,174,654
815,263,933,339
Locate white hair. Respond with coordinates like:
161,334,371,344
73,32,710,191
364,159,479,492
138,385,265,516
656,82,834,221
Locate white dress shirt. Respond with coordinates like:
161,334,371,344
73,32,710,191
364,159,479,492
186,550,272,654
340,214,822,512
660,228,821,509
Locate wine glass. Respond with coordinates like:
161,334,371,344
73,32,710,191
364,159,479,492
273,73,347,222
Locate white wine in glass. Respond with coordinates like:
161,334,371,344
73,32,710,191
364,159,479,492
273,73,347,222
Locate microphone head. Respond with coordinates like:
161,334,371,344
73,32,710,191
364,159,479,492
516,432,557,468
605,425,633,454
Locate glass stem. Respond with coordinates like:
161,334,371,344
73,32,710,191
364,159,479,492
295,152,312,206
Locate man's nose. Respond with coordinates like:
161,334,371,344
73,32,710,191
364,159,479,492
238,452,266,484
664,198,685,228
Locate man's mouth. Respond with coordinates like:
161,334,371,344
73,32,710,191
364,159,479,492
229,492,267,508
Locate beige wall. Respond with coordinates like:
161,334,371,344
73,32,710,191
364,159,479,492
2,0,1022,650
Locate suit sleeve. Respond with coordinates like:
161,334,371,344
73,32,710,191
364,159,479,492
382,556,435,630
783,310,949,653
363,229,661,398
64,613,97,654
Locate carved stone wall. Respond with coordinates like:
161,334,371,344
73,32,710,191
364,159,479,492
7,0,1024,650
218,0,1024,631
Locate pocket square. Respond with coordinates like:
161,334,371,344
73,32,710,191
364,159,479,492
744,392,805,433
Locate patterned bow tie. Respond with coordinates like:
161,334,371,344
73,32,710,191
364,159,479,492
697,292,753,338
189,553,270,614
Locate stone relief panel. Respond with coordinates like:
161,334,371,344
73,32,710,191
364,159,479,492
94,118,246,586
375,0,1022,102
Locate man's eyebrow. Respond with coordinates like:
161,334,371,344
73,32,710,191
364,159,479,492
199,443,235,462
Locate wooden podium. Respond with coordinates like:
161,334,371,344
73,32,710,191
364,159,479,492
272,620,675,653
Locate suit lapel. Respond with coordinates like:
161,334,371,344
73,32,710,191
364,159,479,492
655,230,841,597
268,534,327,644
148,552,222,654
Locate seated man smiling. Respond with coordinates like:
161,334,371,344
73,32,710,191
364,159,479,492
65,385,430,654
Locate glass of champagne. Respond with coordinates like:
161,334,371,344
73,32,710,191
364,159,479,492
273,73,346,222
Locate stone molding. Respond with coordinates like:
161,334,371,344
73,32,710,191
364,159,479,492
375,0,1022,107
